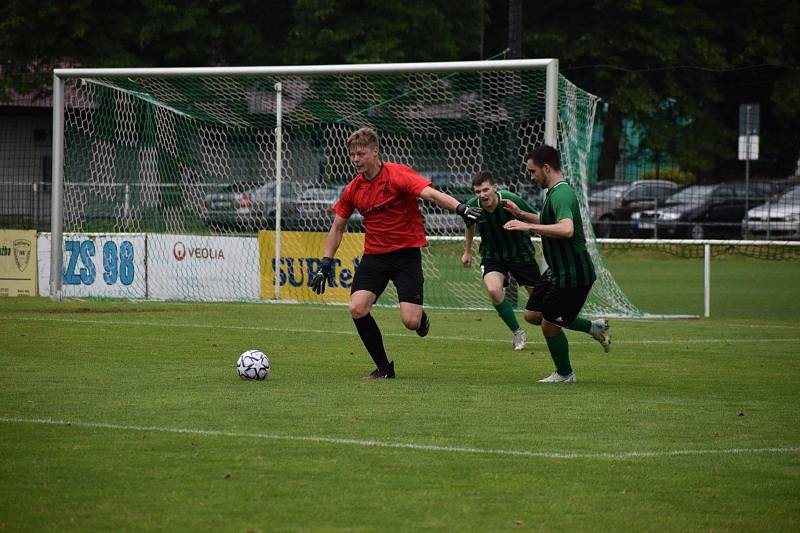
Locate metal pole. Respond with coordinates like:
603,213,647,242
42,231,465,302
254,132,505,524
50,73,65,302
544,59,559,147
273,82,283,301
745,151,750,229
703,244,711,318
54,59,556,79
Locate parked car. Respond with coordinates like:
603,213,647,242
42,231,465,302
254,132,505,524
741,184,800,239
283,185,363,231
591,179,628,193
204,180,279,230
630,180,786,239
204,180,302,231
589,180,681,237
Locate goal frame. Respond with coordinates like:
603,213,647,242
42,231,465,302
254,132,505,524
50,59,561,301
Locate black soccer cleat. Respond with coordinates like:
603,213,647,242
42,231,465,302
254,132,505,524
364,360,395,380
416,311,430,337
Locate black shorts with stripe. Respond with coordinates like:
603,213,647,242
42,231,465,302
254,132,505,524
480,258,540,288
351,247,424,304
525,276,592,328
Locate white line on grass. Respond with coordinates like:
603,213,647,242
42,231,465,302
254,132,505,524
2,417,798,461
2,315,798,346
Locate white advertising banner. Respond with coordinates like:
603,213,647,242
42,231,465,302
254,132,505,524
38,233,147,298
147,234,259,301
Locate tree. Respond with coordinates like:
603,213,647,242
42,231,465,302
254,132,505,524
503,0,800,179
286,0,486,64
0,0,294,101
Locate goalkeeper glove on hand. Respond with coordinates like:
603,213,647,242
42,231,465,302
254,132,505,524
456,203,484,227
311,257,333,295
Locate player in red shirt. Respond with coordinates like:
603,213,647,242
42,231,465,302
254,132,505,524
311,127,483,379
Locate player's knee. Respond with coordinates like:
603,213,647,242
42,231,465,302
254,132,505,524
541,321,561,337
349,301,370,319
524,310,542,325
401,315,420,330
487,288,504,304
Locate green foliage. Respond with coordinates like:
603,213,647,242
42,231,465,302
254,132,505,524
287,0,485,64
1,0,798,177
638,168,697,184
513,0,799,178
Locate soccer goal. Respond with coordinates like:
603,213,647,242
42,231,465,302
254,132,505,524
49,59,643,316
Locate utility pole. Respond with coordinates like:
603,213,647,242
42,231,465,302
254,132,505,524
508,0,523,58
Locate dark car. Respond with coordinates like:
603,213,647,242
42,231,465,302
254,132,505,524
630,180,786,239
589,180,680,237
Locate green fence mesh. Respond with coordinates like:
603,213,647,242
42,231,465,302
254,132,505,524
59,65,643,315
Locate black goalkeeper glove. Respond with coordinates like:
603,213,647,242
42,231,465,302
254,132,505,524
456,203,484,227
310,257,333,295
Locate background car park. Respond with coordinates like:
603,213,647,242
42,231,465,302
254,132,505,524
741,184,800,239
204,180,281,231
204,180,318,232
283,185,362,231
630,180,788,239
589,179,681,237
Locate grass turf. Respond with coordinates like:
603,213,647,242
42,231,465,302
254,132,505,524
1,255,799,531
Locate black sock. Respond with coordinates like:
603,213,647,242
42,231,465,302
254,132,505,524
353,313,390,369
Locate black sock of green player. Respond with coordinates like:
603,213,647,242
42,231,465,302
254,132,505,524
353,313,390,369
567,316,591,333
493,299,521,332
545,330,572,376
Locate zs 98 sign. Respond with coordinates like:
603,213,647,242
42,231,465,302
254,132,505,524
63,240,135,286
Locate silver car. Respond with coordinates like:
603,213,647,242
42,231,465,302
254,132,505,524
283,185,363,231
204,180,297,231
742,185,800,239
204,181,276,230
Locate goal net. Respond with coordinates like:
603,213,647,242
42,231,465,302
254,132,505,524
52,61,642,316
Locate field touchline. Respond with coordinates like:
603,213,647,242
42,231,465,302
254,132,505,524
2,316,799,346
1,417,799,461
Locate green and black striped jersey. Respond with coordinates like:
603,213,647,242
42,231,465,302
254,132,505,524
467,190,537,263
539,181,596,288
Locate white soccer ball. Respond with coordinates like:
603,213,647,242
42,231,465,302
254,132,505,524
236,349,270,381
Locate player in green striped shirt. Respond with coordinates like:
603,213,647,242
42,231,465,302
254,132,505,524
462,171,541,350
504,145,611,383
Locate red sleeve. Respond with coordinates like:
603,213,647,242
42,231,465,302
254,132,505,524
395,165,432,196
334,182,355,219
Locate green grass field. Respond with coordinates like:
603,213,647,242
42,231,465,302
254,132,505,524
1,255,799,531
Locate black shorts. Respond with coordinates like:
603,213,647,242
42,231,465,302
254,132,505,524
525,276,592,328
351,247,424,304
481,258,540,288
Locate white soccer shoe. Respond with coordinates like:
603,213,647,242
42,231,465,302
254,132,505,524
590,318,611,353
512,328,527,350
538,371,576,383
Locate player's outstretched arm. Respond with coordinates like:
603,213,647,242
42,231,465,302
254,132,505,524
504,218,574,239
418,186,484,225
311,215,347,295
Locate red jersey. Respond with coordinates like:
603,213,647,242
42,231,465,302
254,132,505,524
335,162,432,254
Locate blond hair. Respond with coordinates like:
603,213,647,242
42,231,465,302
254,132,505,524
347,127,378,150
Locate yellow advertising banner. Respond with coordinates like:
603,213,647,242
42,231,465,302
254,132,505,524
259,230,365,302
0,229,37,297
